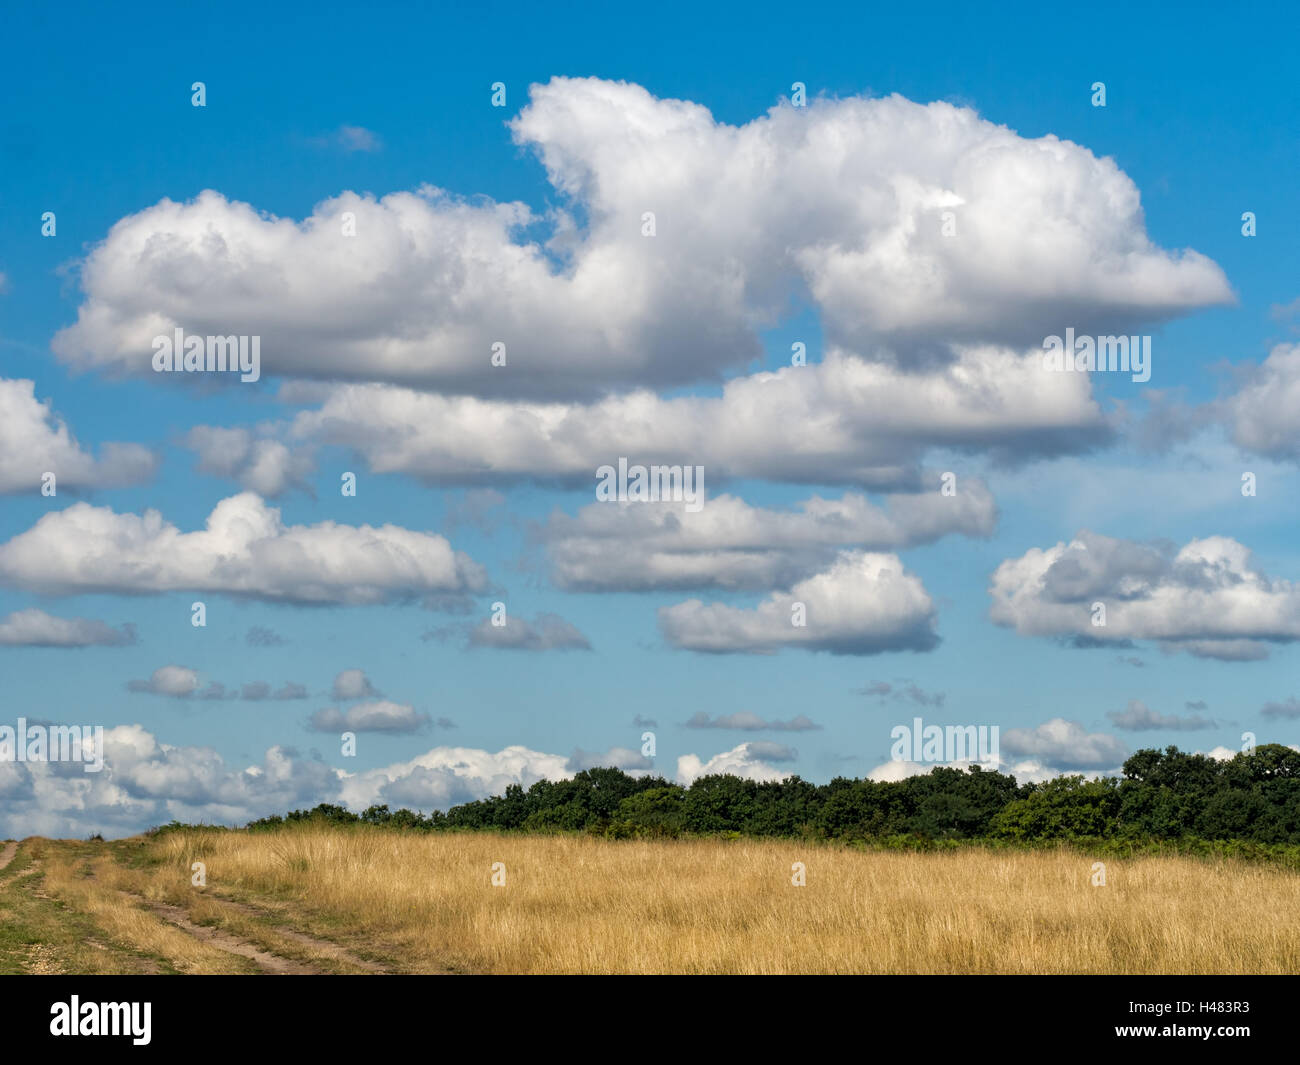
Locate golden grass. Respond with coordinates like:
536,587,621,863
139,828,1300,974
36,842,253,974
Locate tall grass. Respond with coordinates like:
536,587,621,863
145,827,1300,974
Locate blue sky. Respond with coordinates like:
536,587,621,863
1,1,1298,837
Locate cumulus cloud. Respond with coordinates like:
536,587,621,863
308,701,430,734
0,724,340,839
331,669,378,701
1000,718,1128,771
0,378,155,495
185,425,314,498
127,665,200,697
1224,343,1300,461
990,530,1300,660
0,722,603,839
659,551,937,655
290,347,1107,492
466,612,592,651
126,667,305,702
1106,699,1216,731
0,608,135,647
339,745,573,811
675,742,794,785
683,711,821,731
863,757,1063,785
544,484,996,592
0,492,488,605
53,81,1228,401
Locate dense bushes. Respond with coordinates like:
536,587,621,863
242,743,1300,847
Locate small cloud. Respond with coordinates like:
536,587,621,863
308,125,382,153
337,125,381,152
0,608,135,648
467,613,592,652
274,682,309,701
308,700,429,734
246,626,286,647
631,714,658,729
858,680,945,708
127,665,200,698
1262,697,1300,720
1107,699,1216,731
566,747,654,772
1270,296,1300,327
332,669,379,701
683,711,820,731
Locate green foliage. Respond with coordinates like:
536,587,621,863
990,776,1121,840
220,743,1300,852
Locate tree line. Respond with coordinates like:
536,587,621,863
239,743,1300,848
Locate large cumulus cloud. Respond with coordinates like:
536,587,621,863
53,79,1229,402
0,492,488,604
990,531,1300,660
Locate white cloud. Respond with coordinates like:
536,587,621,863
185,425,314,497
339,745,574,811
658,550,937,655
331,668,378,701
0,492,488,605
53,80,1228,401
545,483,996,592
0,378,156,495
127,665,201,697
466,612,591,651
1225,343,1300,461
675,742,792,785
334,125,381,152
990,530,1300,659
0,608,135,647
999,718,1128,771
308,701,430,734
0,724,584,839
0,724,339,839
290,346,1106,491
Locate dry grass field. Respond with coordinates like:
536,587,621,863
3,828,1300,974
